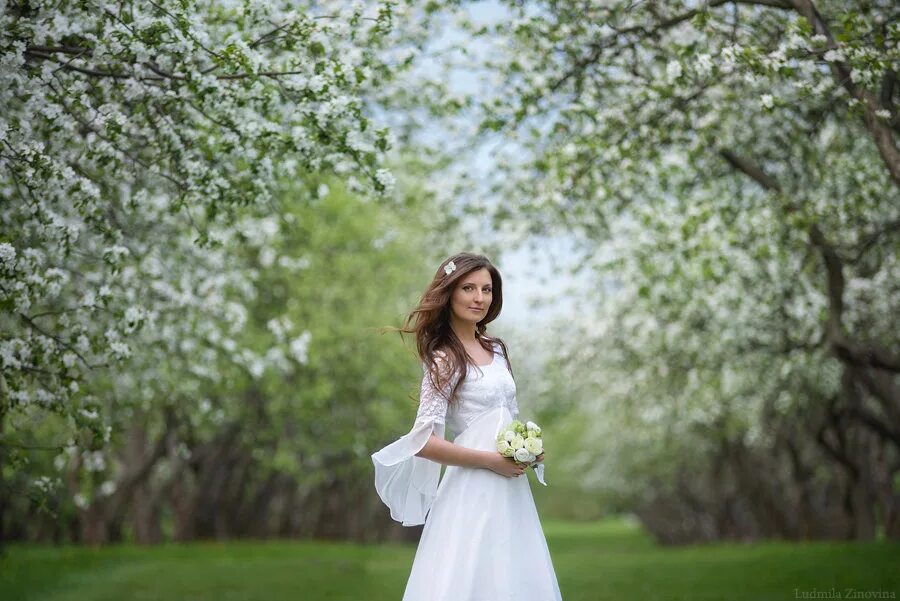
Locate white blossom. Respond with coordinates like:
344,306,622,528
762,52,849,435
666,60,682,81
0,242,16,268
375,169,396,194
289,331,312,364
73,493,89,509
695,54,714,76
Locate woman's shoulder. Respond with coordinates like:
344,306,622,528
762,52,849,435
421,347,452,373
482,335,507,358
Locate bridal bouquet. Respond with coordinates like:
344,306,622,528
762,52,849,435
496,420,547,486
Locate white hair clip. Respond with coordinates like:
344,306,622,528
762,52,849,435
443,260,457,275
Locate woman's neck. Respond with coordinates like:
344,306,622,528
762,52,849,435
450,319,478,344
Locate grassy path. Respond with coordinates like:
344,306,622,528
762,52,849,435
2,518,898,600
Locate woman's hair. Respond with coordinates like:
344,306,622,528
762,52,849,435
398,252,513,405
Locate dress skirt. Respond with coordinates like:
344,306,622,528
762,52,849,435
380,405,563,601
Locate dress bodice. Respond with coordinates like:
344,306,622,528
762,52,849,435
414,340,518,439
444,341,518,438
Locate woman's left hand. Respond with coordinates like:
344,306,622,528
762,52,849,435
534,452,544,464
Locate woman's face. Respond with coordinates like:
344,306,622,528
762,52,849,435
450,267,493,325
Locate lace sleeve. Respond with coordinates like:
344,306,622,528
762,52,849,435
415,352,458,426
371,351,458,526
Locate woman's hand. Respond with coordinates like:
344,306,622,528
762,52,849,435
535,452,544,463
483,452,527,478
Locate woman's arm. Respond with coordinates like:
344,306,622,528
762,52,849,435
416,434,527,478
415,433,488,467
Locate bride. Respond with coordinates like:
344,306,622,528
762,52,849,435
371,252,564,600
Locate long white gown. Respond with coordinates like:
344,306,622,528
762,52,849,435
371,340,563,601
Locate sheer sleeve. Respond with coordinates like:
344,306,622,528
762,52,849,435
371,353,458,526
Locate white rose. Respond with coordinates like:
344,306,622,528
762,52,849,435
514,447,531,463
497,440,511,455
511,434,525,450
504,431,515,443
524,437,542,455
526,421,538,431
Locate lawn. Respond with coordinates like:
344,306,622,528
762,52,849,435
1,517,897,601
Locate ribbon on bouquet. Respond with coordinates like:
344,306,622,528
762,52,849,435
532,462,547,486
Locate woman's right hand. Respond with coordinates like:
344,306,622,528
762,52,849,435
483,452,527,478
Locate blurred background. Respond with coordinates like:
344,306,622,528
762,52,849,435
1,1,898,599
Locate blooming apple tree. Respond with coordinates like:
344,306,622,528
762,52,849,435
419,0,900,540
0,1,406,488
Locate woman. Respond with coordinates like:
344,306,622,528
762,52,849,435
371,252,563,601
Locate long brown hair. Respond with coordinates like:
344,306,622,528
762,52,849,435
398,252,513,405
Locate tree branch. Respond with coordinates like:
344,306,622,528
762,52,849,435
720,148,900,374
550,0,792,93
790,0,900,187
25,49,311,83
815,408,859,480
837,405,900,448
718,149,782,192
25,49,129,78
846,218,900,263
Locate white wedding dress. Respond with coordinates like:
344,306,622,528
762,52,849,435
371,340,563,601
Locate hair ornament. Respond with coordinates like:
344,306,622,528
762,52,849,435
443,260,457,275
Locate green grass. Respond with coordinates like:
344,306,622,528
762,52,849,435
2,517,898,601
